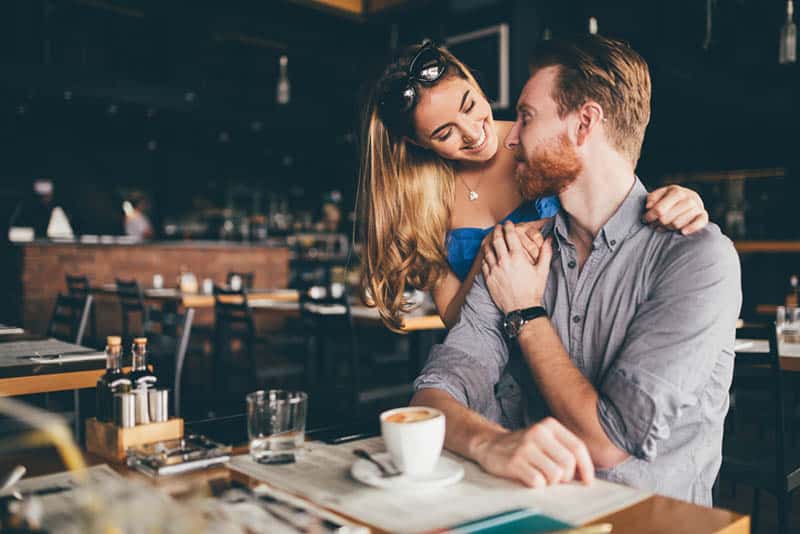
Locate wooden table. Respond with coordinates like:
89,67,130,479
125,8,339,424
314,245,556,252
735,337,800,372
2,437,749,534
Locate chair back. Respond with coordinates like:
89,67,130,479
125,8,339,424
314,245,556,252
65,274,91,297
116,278,149,341
734,323,787,492
213,284,254,346
47,293,93,345
226,271,255,291
146,308,195,418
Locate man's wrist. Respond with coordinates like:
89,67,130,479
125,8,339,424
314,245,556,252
467,427,507,464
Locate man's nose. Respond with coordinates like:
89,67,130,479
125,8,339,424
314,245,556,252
505,121,520,150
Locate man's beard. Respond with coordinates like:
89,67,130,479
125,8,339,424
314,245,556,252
515,132,582,200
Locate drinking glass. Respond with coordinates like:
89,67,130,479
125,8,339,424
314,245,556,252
777,306,787,332
247,390,307,463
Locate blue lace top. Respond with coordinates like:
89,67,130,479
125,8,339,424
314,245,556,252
445,195,561,281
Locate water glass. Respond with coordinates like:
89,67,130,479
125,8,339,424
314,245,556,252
247,390,307,464
777,306,787,331
152,274,164,289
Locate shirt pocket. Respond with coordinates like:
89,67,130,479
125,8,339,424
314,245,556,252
495,373,524,430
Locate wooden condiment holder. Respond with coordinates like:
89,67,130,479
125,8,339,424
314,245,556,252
85,417,184,463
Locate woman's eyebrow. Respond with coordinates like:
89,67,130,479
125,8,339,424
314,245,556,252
430,90,471,139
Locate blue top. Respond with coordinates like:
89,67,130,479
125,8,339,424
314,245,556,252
446,195,561,281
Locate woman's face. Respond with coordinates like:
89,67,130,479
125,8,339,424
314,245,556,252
411,76,498,163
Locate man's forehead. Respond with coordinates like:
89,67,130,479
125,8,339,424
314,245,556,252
517,66,559,109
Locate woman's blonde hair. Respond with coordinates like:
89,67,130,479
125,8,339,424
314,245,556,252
357,42,484,332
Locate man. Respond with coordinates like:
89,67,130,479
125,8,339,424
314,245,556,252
411,35,741,505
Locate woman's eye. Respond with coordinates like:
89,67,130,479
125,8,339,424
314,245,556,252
465,101,475,113
438,129,452,142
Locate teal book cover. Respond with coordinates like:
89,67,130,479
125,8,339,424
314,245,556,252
428,508,573,533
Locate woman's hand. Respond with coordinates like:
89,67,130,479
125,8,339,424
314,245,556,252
643,185,708,235
481,221,552,314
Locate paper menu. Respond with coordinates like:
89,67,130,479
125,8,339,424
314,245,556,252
227,437,651,533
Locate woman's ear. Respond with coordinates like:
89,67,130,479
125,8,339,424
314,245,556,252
403,135,423,148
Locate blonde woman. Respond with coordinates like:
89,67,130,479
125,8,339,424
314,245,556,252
359,40,708,331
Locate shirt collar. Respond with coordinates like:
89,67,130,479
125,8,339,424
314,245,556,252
551,177,647,252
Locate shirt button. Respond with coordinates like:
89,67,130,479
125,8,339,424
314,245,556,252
567,260,576,269
572,315,581,324
610,239,617,246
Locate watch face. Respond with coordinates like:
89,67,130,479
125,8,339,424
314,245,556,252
505,311,523,338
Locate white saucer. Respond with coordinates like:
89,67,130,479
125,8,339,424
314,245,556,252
350,452,464,490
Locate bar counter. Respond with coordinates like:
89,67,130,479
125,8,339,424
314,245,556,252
14,240,290,335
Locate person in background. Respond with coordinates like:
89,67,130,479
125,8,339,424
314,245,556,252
124,194,154,240
12,179,73,239
358,40,710,332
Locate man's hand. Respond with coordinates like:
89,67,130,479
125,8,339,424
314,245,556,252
472,417,595,488
643,184,708,235
481,221,552,314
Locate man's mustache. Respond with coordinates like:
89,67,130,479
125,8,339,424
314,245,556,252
513,147,527,163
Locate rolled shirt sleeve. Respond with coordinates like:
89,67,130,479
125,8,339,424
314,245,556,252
596,233,741,461
414,274,510,418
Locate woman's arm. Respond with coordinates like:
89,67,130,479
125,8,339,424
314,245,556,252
432,253,484,329
433,220,548,328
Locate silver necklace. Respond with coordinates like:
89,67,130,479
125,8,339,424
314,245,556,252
458,175,482,201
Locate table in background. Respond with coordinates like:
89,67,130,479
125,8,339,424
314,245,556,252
735,337,800,371
0,333,117,441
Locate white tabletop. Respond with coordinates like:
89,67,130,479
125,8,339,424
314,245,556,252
735,339,800,358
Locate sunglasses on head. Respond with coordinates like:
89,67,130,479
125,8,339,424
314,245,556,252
381,41,448,115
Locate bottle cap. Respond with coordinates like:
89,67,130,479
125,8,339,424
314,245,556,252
133,337,148,345
106,336,121,346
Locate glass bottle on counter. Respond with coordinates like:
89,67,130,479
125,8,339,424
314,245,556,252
127,337,158,390
96,336,131,422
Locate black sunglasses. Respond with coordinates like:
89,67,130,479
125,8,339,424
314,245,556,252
382,41,448,114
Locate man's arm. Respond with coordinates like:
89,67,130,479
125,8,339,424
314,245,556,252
414,268,594,486
483,222,741,469
515,313,629,469
411,388,594,487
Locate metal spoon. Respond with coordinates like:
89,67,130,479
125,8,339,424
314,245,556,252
352,449,402,478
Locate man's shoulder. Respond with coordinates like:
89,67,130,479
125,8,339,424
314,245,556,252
646,222,739,278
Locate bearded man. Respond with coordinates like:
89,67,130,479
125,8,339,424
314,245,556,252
410,35,741,506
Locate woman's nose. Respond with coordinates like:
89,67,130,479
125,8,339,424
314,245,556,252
461,121,482,145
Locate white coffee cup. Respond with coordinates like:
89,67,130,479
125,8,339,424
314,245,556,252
380,406,445,476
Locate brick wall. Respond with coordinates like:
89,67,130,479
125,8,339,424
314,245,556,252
20,242,290,335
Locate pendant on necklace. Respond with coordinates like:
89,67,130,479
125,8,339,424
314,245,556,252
468,190,479,201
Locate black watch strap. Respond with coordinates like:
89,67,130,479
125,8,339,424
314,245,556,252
503,306,547,339
519,306,547,322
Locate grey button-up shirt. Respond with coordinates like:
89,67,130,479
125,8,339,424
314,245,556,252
414,178,742,505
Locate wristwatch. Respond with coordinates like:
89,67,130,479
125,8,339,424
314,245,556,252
503,306,547,339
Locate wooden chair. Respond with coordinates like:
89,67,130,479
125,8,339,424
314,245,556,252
146,308,195,418
721,323,800,533
299,283,361,417
65,274,96,347
212,285,260,411
115,279,155,345
47,293,93,346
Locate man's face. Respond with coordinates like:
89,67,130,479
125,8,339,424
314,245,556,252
504,66,582,200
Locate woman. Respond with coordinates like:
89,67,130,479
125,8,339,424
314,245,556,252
359,40,708,331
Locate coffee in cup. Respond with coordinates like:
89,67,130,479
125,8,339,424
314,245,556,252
380,406,445,476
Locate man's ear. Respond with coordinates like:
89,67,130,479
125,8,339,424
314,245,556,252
576,102,604,146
